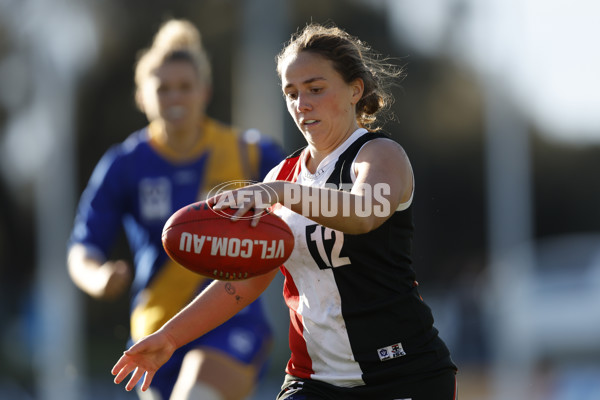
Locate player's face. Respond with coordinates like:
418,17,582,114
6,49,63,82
142,60,209,132
281,51,363,151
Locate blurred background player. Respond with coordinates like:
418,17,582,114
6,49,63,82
67,18,284,400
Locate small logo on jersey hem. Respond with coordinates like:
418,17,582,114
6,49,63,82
377,342,406,361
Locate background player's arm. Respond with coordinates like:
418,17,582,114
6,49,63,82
67,243,132,300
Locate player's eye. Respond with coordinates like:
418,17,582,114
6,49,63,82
179,82,193,92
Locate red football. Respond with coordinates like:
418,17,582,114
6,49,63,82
162,201,294,280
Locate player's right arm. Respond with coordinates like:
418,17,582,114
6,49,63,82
67,243,132,300
112,268,278,392
68,146,133,300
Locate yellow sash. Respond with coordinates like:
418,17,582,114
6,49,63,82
131,118,260,339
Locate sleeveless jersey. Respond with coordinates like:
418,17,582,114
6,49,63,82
268,128,455,388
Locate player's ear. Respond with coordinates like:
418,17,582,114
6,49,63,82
350,78,364,105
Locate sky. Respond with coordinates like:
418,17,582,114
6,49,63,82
384,0,600,145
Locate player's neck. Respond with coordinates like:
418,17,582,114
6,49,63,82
160,118,205,155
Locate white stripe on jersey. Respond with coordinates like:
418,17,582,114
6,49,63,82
273,128,372,387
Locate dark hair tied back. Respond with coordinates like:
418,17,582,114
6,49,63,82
277,23,404,130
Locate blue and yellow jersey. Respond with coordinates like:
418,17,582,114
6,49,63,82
70,117,284,341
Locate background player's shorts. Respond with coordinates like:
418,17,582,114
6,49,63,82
147,299,273,400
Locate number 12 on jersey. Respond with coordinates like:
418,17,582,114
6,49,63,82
306,225,351,270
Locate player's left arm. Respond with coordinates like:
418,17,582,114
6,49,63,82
212,138,412,234
284,137,411,233
347,138,413,231
112,269,278,392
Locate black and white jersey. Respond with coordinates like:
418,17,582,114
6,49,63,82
267,128,454,388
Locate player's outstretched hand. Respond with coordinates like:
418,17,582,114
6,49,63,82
111,331,177,392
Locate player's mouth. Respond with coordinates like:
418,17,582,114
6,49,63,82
165,106,186,120
302,119,319,126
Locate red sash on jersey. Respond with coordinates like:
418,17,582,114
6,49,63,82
274,148,316,379
275,150,304,183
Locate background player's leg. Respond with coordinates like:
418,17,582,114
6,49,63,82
169,348,257,400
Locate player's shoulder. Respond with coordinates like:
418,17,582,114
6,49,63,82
96,128,150,172
357,131,405,159
204,117,238,139
115,128,151,155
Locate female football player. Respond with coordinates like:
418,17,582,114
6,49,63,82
68,19,284,400
111,22,458,400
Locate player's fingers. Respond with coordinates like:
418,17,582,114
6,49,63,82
111,356,126,376
141,370,156,392
123,346,141,355
113,362,137,384
111,353,134,377
206,195,219,208
212,192,235,210
250,207,268,227
125,367,146,392
230,201,254,221
113,260,132,279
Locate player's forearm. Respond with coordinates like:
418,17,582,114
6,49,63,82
270,181,392,234
157,269,277,348
67,244,131,299
67,245,105,297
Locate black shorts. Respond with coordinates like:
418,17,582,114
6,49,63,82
277,368,457,400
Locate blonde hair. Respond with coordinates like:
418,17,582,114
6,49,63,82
134,19,211,108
